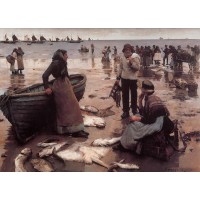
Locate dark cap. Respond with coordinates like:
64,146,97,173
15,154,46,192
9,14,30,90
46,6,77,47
122,43,134,53
142,80,155,93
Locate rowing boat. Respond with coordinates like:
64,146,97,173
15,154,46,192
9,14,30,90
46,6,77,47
0,74,86,143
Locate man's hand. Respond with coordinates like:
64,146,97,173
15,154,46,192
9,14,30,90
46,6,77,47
126,56,133,66
45,88,52,95
129,115,141,122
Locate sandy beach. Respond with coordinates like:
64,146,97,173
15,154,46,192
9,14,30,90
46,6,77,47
0,40,200,172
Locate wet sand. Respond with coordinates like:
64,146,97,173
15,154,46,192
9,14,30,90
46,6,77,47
0,41,200,172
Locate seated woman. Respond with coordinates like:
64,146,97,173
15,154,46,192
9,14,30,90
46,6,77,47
117,80,174,151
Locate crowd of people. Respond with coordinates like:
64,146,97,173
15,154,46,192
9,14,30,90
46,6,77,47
102,44,200,69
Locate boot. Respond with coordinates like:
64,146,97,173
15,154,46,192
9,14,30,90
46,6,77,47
72,130,89,138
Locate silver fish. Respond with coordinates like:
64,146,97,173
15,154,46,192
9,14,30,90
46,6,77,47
37,142,58,148
83,115,106,128
54,143,110,169
92,137,121,147
110,159,140,170
80,105,99,114
38,142,68,158
31,158,54,172
15,148,32,172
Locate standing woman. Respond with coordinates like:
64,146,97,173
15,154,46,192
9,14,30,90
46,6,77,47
42,49,89,138
10,48,18,74
17,47,25,74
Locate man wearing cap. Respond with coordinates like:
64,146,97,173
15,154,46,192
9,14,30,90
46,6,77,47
116,43,141,119
118,80,174,151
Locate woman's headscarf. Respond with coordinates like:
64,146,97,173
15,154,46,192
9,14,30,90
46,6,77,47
52,49,67,61
52,49,68,78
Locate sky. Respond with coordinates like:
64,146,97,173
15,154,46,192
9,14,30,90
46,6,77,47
1,28,200,40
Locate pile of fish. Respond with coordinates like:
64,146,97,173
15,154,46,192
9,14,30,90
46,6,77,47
54,143,110,169
14,137,140,172
14,140,111,172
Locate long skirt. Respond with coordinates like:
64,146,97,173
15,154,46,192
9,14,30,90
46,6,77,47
17,55,24,70
10,61,17,73
52,77,84,134
120,116,164,151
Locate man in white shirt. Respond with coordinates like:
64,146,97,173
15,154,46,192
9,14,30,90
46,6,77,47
116,44,141,119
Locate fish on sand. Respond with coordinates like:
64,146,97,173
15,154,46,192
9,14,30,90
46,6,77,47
37,142,58,148
38,142,68,158
31,158,54,172
15,148,32,172
37,138,60,147
80,105,99,113
83,115,106,128
92,137,121,147
109,159,140,171
53,142,110,169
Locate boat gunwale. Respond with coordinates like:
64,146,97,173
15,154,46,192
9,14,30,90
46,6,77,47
8,74,86,98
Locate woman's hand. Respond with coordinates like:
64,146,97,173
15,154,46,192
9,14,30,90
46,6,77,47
139,92,145,108
139,92,145,101
45,88,52,95
129,115,141,122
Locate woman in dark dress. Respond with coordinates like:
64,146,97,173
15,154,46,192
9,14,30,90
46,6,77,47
42,49,89,138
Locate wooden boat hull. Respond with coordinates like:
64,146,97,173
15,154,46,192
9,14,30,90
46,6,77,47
0,74,86,143
31,41,44,44
2,41,16,44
